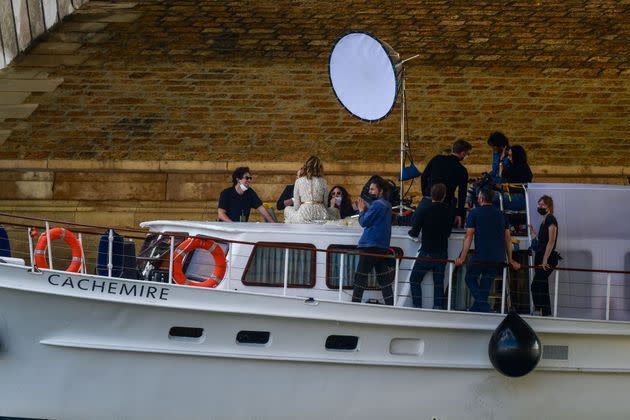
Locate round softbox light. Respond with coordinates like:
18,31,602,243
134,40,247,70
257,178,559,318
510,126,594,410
329,32,401,122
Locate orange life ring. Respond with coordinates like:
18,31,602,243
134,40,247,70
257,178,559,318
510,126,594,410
172,238,226,288
34,227,83,272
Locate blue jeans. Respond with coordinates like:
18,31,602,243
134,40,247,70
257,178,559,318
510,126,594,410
409,250,447,309
464,264,499,312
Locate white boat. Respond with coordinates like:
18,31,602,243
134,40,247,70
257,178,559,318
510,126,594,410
0,183,629,419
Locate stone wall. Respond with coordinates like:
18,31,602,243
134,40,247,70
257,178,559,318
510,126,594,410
0,0,88,68
0,0,628,226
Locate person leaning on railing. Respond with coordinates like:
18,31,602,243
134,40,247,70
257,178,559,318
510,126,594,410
529,195,560,316
217,166,275,223
455,188,521,312
351,176,394,305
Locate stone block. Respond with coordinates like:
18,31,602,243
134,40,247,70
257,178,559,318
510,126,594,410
0,92,29,105
0,130,10,145
53,172,167,201
31,42,83,54
94,12,142,23
0,78,63,92
61,22,109,32
0,172,54,199
18,54,90,67
0,104,38,119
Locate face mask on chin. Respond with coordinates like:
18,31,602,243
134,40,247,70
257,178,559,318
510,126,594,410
239,182,249,192
537,207,547,215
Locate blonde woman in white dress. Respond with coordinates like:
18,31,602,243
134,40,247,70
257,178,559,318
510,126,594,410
284,156,339,224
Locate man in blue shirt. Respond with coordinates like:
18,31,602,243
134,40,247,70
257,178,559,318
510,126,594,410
455,188,520,312
352,176,393,305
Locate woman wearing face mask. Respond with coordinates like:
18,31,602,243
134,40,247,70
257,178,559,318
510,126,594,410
284,156,340,223
529,195,559,316
328,186,358,219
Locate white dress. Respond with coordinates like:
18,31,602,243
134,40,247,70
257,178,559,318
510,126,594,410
284,176,339,223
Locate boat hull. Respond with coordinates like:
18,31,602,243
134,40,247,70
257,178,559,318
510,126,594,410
1,265,630,419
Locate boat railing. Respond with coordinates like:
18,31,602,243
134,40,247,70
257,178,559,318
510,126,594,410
0,212,629,321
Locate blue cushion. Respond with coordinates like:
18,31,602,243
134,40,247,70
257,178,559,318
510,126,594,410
0,226,10,258
96,230,124,277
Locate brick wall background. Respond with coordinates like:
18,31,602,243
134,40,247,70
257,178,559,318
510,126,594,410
0,0,628,225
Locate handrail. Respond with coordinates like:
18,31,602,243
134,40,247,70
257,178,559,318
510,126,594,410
0,212,628,275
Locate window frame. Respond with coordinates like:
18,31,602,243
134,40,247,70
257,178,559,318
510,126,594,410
325,245,403,290
241,242,317,288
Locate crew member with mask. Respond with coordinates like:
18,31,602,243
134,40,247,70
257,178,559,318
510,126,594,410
352,176,394,305
218,166,275,223
414,139,472,228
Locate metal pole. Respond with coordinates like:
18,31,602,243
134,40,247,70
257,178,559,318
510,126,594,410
553,269,560,317
27,228,35,270
393,257,400,307
523,186,535,314
169,236,175,284
501,266,507,314
283,248,289,296
447,262,454,311
107,229,113,277
606,273,611,321
78,233,86,274
399,76,405,217
226,245,232,290
338,252,344,302
45,221,53,270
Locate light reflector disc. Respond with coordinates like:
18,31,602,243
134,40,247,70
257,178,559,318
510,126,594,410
329,32,399,122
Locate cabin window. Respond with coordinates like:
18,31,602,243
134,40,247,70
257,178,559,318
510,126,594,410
325,335,359,351
242,242,316,287
326,245,403,289
236,331,271,345
168,327,205,343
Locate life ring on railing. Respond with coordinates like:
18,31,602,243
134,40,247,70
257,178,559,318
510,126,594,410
34,228,83,272
172,238,226,288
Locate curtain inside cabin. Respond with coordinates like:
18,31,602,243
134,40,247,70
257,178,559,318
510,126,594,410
243,244,314,286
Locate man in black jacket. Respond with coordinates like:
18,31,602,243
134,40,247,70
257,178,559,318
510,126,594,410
408,183,453,309
415,139,472,228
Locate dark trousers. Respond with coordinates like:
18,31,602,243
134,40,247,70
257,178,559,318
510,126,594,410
531,253,554,316
464,264,499,312
409,250,447,309
352,247,394,305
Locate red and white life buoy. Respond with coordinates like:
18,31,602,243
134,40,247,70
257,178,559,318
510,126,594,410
172,238,226,288
34,227,83,272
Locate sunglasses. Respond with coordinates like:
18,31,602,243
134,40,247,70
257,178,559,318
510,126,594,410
243,176,253,181
332,191,343,196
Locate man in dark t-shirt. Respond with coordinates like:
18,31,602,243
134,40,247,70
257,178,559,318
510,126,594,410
455,188,520,312
217,167,274,223
408,183,453,309
415,139,472,228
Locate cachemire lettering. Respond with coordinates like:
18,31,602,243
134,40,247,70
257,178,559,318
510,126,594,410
47,274,169,301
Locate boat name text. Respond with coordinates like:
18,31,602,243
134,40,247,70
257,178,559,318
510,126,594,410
47,274,169,300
